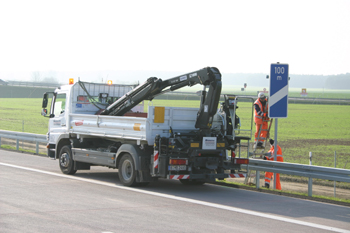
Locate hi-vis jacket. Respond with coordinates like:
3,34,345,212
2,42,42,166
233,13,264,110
254,99,268,124
266,145,283,162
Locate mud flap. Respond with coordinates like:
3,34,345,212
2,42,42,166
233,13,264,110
136,153,154,182
136,170,155,182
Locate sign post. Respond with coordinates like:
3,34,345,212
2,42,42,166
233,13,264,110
269,63,289,190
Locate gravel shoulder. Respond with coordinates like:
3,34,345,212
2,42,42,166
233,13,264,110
226,176,350,203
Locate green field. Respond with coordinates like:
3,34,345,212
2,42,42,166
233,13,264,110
181,85,350,99
0,98,349,169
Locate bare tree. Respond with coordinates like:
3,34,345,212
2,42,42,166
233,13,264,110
41,71,59,84
42,76,59,84
31,71,41,82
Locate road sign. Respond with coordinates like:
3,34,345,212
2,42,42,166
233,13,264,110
300,88,308,97
269,63,289,118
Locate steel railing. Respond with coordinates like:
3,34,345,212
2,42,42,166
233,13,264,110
0,130,349,197
242,159,350,196
0,130,47,154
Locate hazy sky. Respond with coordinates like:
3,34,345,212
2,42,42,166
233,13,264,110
0,0,349,80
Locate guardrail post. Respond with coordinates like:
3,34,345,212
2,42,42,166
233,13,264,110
36,142,39,154
16,139,19,151
308,152,312,197
256,171,260,189
334,151,336,197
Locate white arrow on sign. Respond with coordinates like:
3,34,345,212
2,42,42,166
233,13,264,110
269,85,288,106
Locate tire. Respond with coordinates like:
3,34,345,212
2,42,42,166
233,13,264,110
118,153,137,186
179,179,205,185
59,145,77,175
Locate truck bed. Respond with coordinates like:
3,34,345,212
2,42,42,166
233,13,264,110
69,106,199,145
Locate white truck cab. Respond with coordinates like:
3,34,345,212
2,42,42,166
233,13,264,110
42,81,137,159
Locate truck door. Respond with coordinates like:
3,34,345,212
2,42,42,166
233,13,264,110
48,93,68,144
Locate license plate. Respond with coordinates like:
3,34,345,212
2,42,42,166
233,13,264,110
168,165,187,171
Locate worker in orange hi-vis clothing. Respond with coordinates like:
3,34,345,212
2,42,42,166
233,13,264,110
263,139,284,190
254,93,269,148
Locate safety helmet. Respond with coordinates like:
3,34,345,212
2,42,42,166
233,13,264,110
258,92,265,98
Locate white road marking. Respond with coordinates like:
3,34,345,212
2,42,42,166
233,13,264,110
1,162,349,233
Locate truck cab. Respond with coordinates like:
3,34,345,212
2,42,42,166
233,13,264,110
41,80,137,159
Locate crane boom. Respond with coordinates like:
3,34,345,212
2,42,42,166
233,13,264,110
100,67,222,131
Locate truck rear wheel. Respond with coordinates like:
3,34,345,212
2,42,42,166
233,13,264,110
59,145,77,175
118,153,137,186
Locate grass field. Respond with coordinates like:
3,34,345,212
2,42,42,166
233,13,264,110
186,85,350,99
0,97,349,169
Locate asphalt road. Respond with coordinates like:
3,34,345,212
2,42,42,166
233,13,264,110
1,150,349,233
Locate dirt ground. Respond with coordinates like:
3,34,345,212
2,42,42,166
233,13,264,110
274,138,350,168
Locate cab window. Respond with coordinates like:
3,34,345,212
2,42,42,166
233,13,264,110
54,94,66,116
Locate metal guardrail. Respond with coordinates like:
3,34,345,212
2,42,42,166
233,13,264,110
6,80,61,88
242,159,350,196
244,159,350,183
0,130,349,197
0,130,47,154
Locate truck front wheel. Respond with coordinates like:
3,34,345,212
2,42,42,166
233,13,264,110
118,153,137,186
59,145,77,175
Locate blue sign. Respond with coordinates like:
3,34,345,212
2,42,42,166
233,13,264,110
269,63,289,118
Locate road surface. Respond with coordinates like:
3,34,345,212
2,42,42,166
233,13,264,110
1,150,349,233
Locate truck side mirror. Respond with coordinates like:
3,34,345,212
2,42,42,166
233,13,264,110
42,93,48,108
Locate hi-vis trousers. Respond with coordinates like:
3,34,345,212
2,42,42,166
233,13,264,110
264,172,281,190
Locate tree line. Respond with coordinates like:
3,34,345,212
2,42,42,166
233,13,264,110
222,73,350,89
